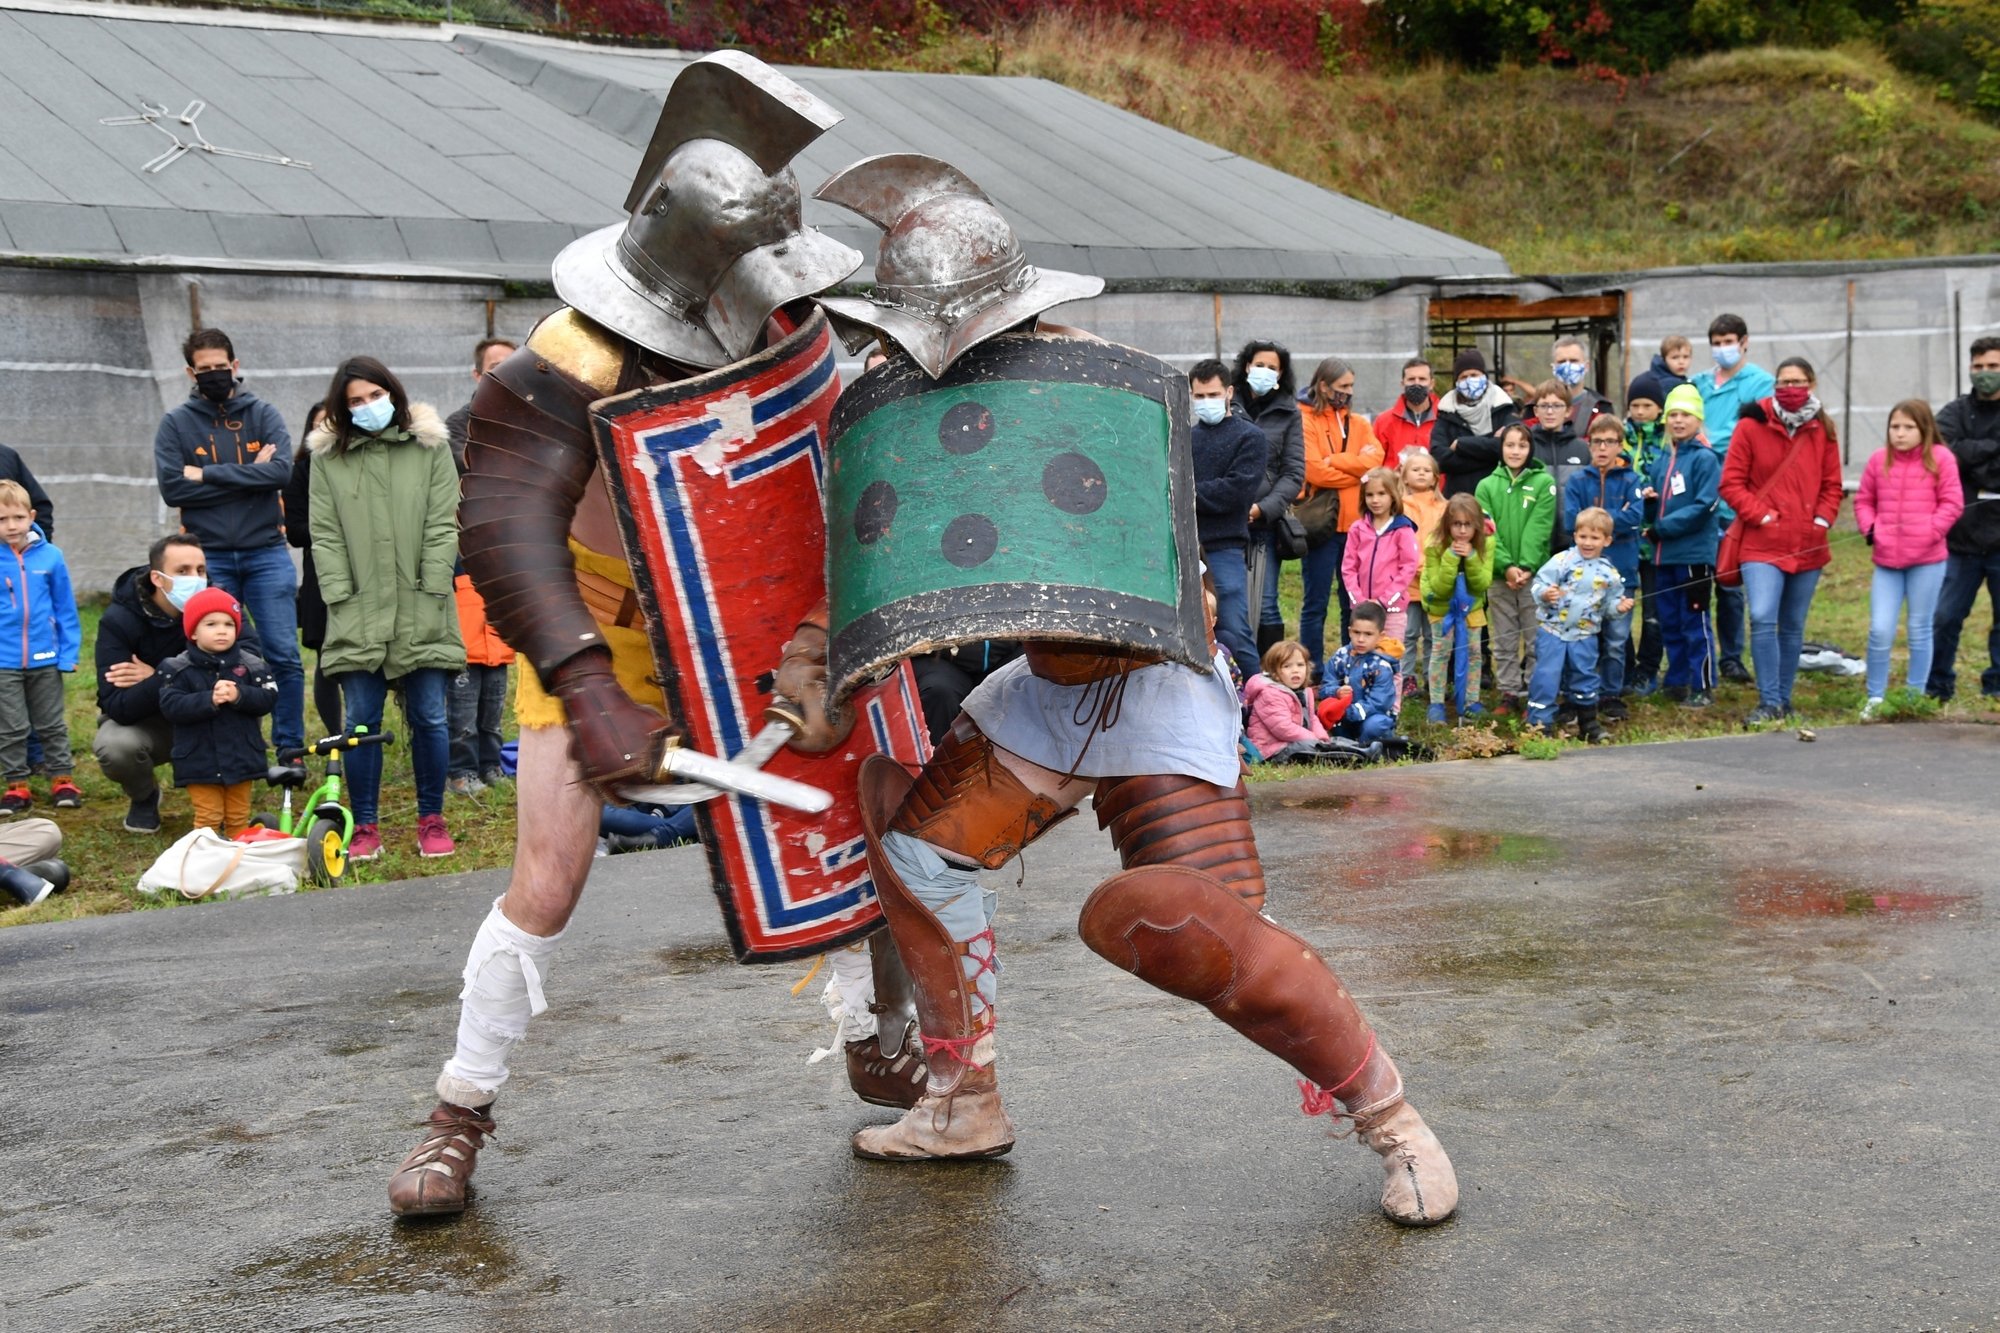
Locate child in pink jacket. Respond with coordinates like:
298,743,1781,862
1244,639,1330,762
1856,399,1964,715
1340,467,1421,653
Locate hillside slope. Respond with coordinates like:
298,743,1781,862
895,17,2000,274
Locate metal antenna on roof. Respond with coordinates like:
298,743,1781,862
99,100,313,174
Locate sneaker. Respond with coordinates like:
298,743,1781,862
274,749,308,783
417,814,456,859
1625,675,1657,697
445,775,485,798
1427,703,1446,724
1599,697,1629,722
49,778,83,809
1401,675,1421,700
478,767,508,788
1860,697,1883,720
123,789,162,833
1720,660,1753,684
1743,704,1786,729
1463,701,1485,718
1660,685,1688,703
349,824,383,861
1681,690,1713,710
0,785,30,817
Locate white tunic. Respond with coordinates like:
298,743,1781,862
960,650,1244,788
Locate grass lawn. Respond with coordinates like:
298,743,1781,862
3,514,1993,929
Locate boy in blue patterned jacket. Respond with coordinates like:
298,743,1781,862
1315,600,1401,749
1526,508,1631,744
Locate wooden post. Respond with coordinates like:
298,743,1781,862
187,280,202,332
1211,291,1223,361
1953,288,1964,399
1842,278,1856,465
485,298,496,339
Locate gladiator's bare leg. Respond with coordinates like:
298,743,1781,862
388,725,598,1217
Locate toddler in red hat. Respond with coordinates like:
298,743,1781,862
157,588,277,837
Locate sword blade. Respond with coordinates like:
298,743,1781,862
620,737,831,814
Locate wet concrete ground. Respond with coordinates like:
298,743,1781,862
2,724,1995,1331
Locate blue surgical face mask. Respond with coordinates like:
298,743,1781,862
1245,366,1281,396
351,396,395,433
1553,360,1587,387
1711,343,1743,370
1193,397,1228,426
1456,375,1488,402
160,573,207,611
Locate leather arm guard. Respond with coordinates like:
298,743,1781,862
766,600,854,753
461,344,676,795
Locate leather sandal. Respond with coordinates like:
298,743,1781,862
1353,1099,1458,1227
387,1101,497,1217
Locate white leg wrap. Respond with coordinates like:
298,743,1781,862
808,942,879,1064
436,898,566,1107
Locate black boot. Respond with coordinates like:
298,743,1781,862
1256,621,1287,660
0,859,55,907
1577,703,1608,745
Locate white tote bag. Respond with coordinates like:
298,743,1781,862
136,827,307,900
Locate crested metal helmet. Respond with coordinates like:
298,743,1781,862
552,51,862,369
814,153,1103,379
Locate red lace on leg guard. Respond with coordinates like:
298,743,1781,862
1297,1033,1377,1122
918,927,998,1068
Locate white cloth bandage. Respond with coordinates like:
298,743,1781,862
436,898,567,1107
808,942,879,1064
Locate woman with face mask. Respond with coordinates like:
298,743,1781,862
1718,356,1845,727
1230,341,1305,658
308,357,467,862
1429,349,1521,499
1297,357,1384,673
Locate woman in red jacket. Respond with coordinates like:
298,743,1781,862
1719,356,1845,725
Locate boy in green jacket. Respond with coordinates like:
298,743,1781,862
1474,423,1555,714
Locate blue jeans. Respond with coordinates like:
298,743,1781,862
1333,712,1396,745
1258,528,1286,627
1740,563,1821,710
449,663,510,777
1594,604,1633,699
207,544,304,755
1299,532,1348,671
1715,580,1747,674
1927,549,2000,699
1865,562,1947,699
1527,629,1598,726
341,668,450,825
1206,545,1256,678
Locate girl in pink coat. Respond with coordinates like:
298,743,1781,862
1855,399,1965,715
1244,639,1330,762
1340,468,1421,654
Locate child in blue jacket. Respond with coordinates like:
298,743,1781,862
1315,600,1401,748
1562,415,1646,717
1644,385,1723,707
1527,509,1630,743
0,480,82,813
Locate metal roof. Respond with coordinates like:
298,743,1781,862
0,0,1509,286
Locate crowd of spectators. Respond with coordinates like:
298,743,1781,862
2,313,1998,905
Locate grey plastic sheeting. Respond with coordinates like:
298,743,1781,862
0,6,1504,284
10,259,2000,593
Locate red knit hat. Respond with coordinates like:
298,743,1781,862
182,587,244,639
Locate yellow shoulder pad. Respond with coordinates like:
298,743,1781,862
526,308,627,396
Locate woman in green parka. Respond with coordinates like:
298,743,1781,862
308,356,466,862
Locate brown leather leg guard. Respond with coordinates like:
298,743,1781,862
1078,865,1456,1224
890,715,1077,869
1093,773,1267,911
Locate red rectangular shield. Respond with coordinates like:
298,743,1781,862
591,312,929,963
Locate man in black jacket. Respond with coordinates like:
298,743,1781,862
1190,359,1269,676
94,534,262,832
152,328,302,765
1929,335,2000,700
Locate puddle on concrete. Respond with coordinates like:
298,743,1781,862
235,1215,548,1298
1276,791,1411,814
1733,871,1977,922
656,941,736,974
1388,829,1557,865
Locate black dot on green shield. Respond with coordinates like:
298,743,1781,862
941,514,998,568
1042,451,1107,515
853,480,897,545
939,401,994,455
